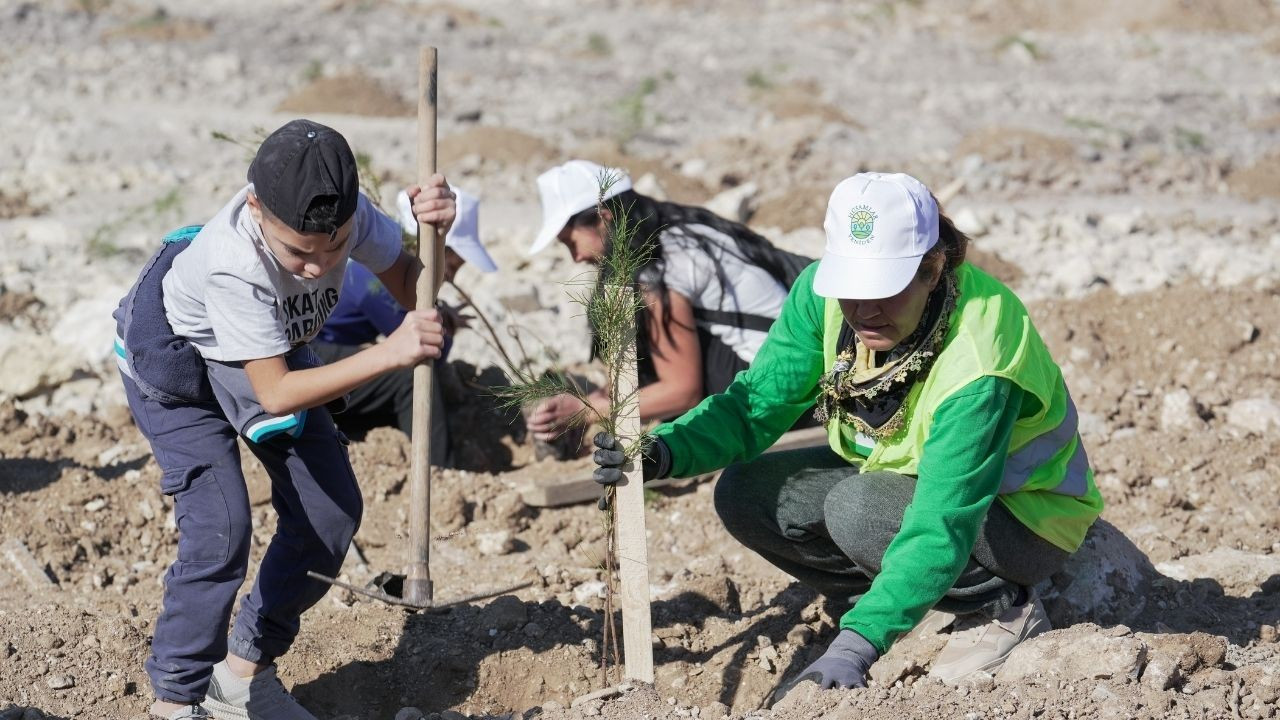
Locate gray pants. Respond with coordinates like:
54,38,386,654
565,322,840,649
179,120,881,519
713,446,1068,618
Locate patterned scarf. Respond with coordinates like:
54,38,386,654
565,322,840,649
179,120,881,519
814,275,957,439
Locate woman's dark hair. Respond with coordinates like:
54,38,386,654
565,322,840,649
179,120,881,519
919,196,970,279
579,189,795,368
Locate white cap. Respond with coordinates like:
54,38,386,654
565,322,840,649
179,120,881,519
396,187,497,273
529,159,632,255
812,172,938,300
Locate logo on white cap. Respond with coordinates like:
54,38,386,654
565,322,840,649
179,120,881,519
848,205,877,244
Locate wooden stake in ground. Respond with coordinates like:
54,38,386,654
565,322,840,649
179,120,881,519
613,320,654,684
405,45,443,607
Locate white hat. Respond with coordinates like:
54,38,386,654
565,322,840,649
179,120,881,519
396,187,497,273
529,159,632,255
812,172,938,300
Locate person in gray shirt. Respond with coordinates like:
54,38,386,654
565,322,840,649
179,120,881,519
112,119,455,720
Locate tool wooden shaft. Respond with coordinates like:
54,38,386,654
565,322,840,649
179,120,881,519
406,46,440,606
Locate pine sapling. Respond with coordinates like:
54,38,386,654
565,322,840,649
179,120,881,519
496,169,653,685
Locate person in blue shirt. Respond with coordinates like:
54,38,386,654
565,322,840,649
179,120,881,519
313,188,496,465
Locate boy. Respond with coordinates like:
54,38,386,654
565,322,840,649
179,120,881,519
113,119,456,719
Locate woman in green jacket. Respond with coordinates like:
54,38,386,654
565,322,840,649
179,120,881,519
592,172,1103,692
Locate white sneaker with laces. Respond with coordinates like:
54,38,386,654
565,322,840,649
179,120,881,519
927,592,1051,684
204,661,318,720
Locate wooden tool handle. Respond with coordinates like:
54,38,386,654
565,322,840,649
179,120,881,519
406,46,440,606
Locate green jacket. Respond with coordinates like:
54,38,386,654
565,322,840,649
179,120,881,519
651,262,1102,653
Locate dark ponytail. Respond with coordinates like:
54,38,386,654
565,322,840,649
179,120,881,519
919,195,970,279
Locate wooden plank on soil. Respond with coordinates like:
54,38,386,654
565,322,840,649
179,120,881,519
2,538,59,592
519,424,829,508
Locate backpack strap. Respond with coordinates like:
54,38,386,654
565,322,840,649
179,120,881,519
691,307,776,334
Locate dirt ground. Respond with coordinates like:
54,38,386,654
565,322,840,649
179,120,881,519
3,0,1280,718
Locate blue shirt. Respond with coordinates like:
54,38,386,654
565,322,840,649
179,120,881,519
316,262,453,360
317,262,405,346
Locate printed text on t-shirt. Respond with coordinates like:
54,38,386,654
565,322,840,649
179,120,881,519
282,287,341,345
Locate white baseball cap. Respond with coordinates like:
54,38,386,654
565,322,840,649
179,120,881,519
812,172,939,300
396,187,497,273
529,159,632,255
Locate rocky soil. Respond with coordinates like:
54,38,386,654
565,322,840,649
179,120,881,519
2,0,1280,718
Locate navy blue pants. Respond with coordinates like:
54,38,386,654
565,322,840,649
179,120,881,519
122,374,363,704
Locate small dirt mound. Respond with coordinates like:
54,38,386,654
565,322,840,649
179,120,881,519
440,127,559,169
755,81,864,129
1227,152,1280,202
0,189,46,220
276,74,414,117
751,184,832,233
967,0,1277,34
953,127,1076,164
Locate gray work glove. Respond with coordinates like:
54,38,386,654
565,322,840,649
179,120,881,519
774,629,878,703
591,432,672,486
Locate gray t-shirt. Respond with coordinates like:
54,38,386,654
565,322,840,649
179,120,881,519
640,224,789,363
163,184,403,362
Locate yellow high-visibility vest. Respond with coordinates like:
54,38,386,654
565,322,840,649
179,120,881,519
821,263,1103,552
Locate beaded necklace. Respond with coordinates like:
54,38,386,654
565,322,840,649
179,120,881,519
814,275,957,439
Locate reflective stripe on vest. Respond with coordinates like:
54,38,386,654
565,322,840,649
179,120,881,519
999,393,1090,497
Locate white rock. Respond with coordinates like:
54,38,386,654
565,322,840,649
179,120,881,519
46,674,75,690
1160,389,1205,432
1053,254,1102,294
1156,549,1280,595
52,293,125,365
1141,653,1181,691
632,172,668,201
680,158,708,177
573,580,607,605
1077,410,1107,440
997,630,1147,683
475,530,514,557
0,332,78,398
1036,520,1159,627
1100,211,1142,236
705,182,758,224
951,208,988,237
48,377,104,416
1225,397,1280,435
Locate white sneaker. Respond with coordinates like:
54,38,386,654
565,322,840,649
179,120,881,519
928,592,1050,684
204,661,318,720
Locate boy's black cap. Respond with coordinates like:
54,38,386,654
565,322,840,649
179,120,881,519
247,119,358,234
